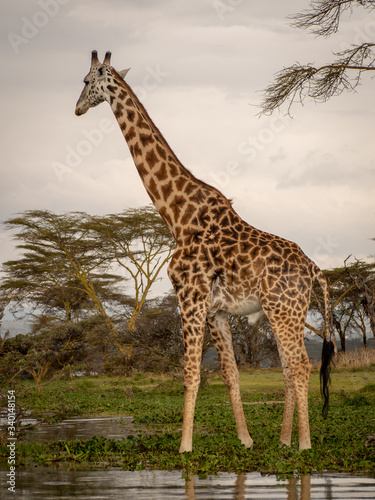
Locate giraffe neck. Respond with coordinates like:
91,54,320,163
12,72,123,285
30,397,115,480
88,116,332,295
105,70,233,241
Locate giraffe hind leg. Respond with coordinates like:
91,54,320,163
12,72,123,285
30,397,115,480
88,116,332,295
267,313,312,450
280,364,297,447
207,311,253,448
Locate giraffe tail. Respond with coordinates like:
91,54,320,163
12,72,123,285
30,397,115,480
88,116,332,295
314,266,335,419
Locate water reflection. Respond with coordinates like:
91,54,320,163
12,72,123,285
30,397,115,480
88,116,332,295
1,468,374,499
21,415,137,442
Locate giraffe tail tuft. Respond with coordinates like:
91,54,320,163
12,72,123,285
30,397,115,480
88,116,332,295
314,265,335,419
320,338,335,419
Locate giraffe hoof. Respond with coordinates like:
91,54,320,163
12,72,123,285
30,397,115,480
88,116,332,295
241,436,253,448
298,443,311,451
280,440,291,448
179,444,192,453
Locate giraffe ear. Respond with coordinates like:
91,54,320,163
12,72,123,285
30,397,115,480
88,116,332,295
118,68,130,80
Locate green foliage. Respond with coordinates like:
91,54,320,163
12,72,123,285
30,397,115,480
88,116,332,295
1,370,374,474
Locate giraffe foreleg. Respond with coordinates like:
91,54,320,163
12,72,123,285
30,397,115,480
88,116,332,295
178,299,207,453
207,312,253,448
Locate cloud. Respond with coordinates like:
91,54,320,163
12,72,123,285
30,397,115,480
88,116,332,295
0,0,374,279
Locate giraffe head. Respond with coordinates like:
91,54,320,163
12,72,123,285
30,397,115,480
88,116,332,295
75,50,129,116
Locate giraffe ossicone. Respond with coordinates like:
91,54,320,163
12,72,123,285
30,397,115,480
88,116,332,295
75,51,335,452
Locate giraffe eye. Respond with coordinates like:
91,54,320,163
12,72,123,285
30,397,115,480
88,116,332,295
84,79,89,85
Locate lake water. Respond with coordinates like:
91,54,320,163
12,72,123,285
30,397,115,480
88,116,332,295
1,468,375,499
1,416,374,499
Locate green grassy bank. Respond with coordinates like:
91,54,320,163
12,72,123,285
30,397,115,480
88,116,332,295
1,368,375,474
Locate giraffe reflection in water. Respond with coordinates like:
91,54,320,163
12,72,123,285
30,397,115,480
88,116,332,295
184,474,313,500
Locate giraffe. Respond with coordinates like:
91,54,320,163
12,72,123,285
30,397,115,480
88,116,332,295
75,51,335,452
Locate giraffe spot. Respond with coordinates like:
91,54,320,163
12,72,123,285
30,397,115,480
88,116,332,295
250,247,259,258
269,255,282,266
181,204,195,225
161,180,173,200
185,184,197,197
154,163,168,181
126,98,133,106
127,110,135,122
207,196,220,206
229,212,240,225
118,90,126,99
137,113,151,130
149,178,161,200
130,143,142,157
107,84,118,93
170,194,186,218
125,127,136,142
221,216,230,227
175,176,188,191
240,241,251,253
136,162,147,177
114,102,124,119
139,133,154,147
224,245,237,258
183,228,204,245
212,206,227,222
145,149,159,169
156,144,167,160
182,247,198,260
209,247,223,266
159,206,173,228
120,121,127,131
197,206,210,227
189,189,205,204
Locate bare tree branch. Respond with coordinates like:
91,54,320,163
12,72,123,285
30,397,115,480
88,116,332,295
289,0,375,37
259,43,375,115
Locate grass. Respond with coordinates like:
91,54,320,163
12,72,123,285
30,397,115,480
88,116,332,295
1,365,375,475
334,347,375,370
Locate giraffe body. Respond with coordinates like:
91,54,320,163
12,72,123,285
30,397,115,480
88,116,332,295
76,51,334,452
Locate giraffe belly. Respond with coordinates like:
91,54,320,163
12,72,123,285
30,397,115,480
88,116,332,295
226,297,263,317
210,278,263,319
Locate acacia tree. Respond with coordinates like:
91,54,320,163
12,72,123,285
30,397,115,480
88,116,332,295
0,326,82,394
310,258,375,350
86,206,175,331
2,210,125,353
260,0,375,115
344,256,375,343
230,314,279,368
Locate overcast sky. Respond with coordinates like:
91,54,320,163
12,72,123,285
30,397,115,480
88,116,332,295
1,1,374,300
